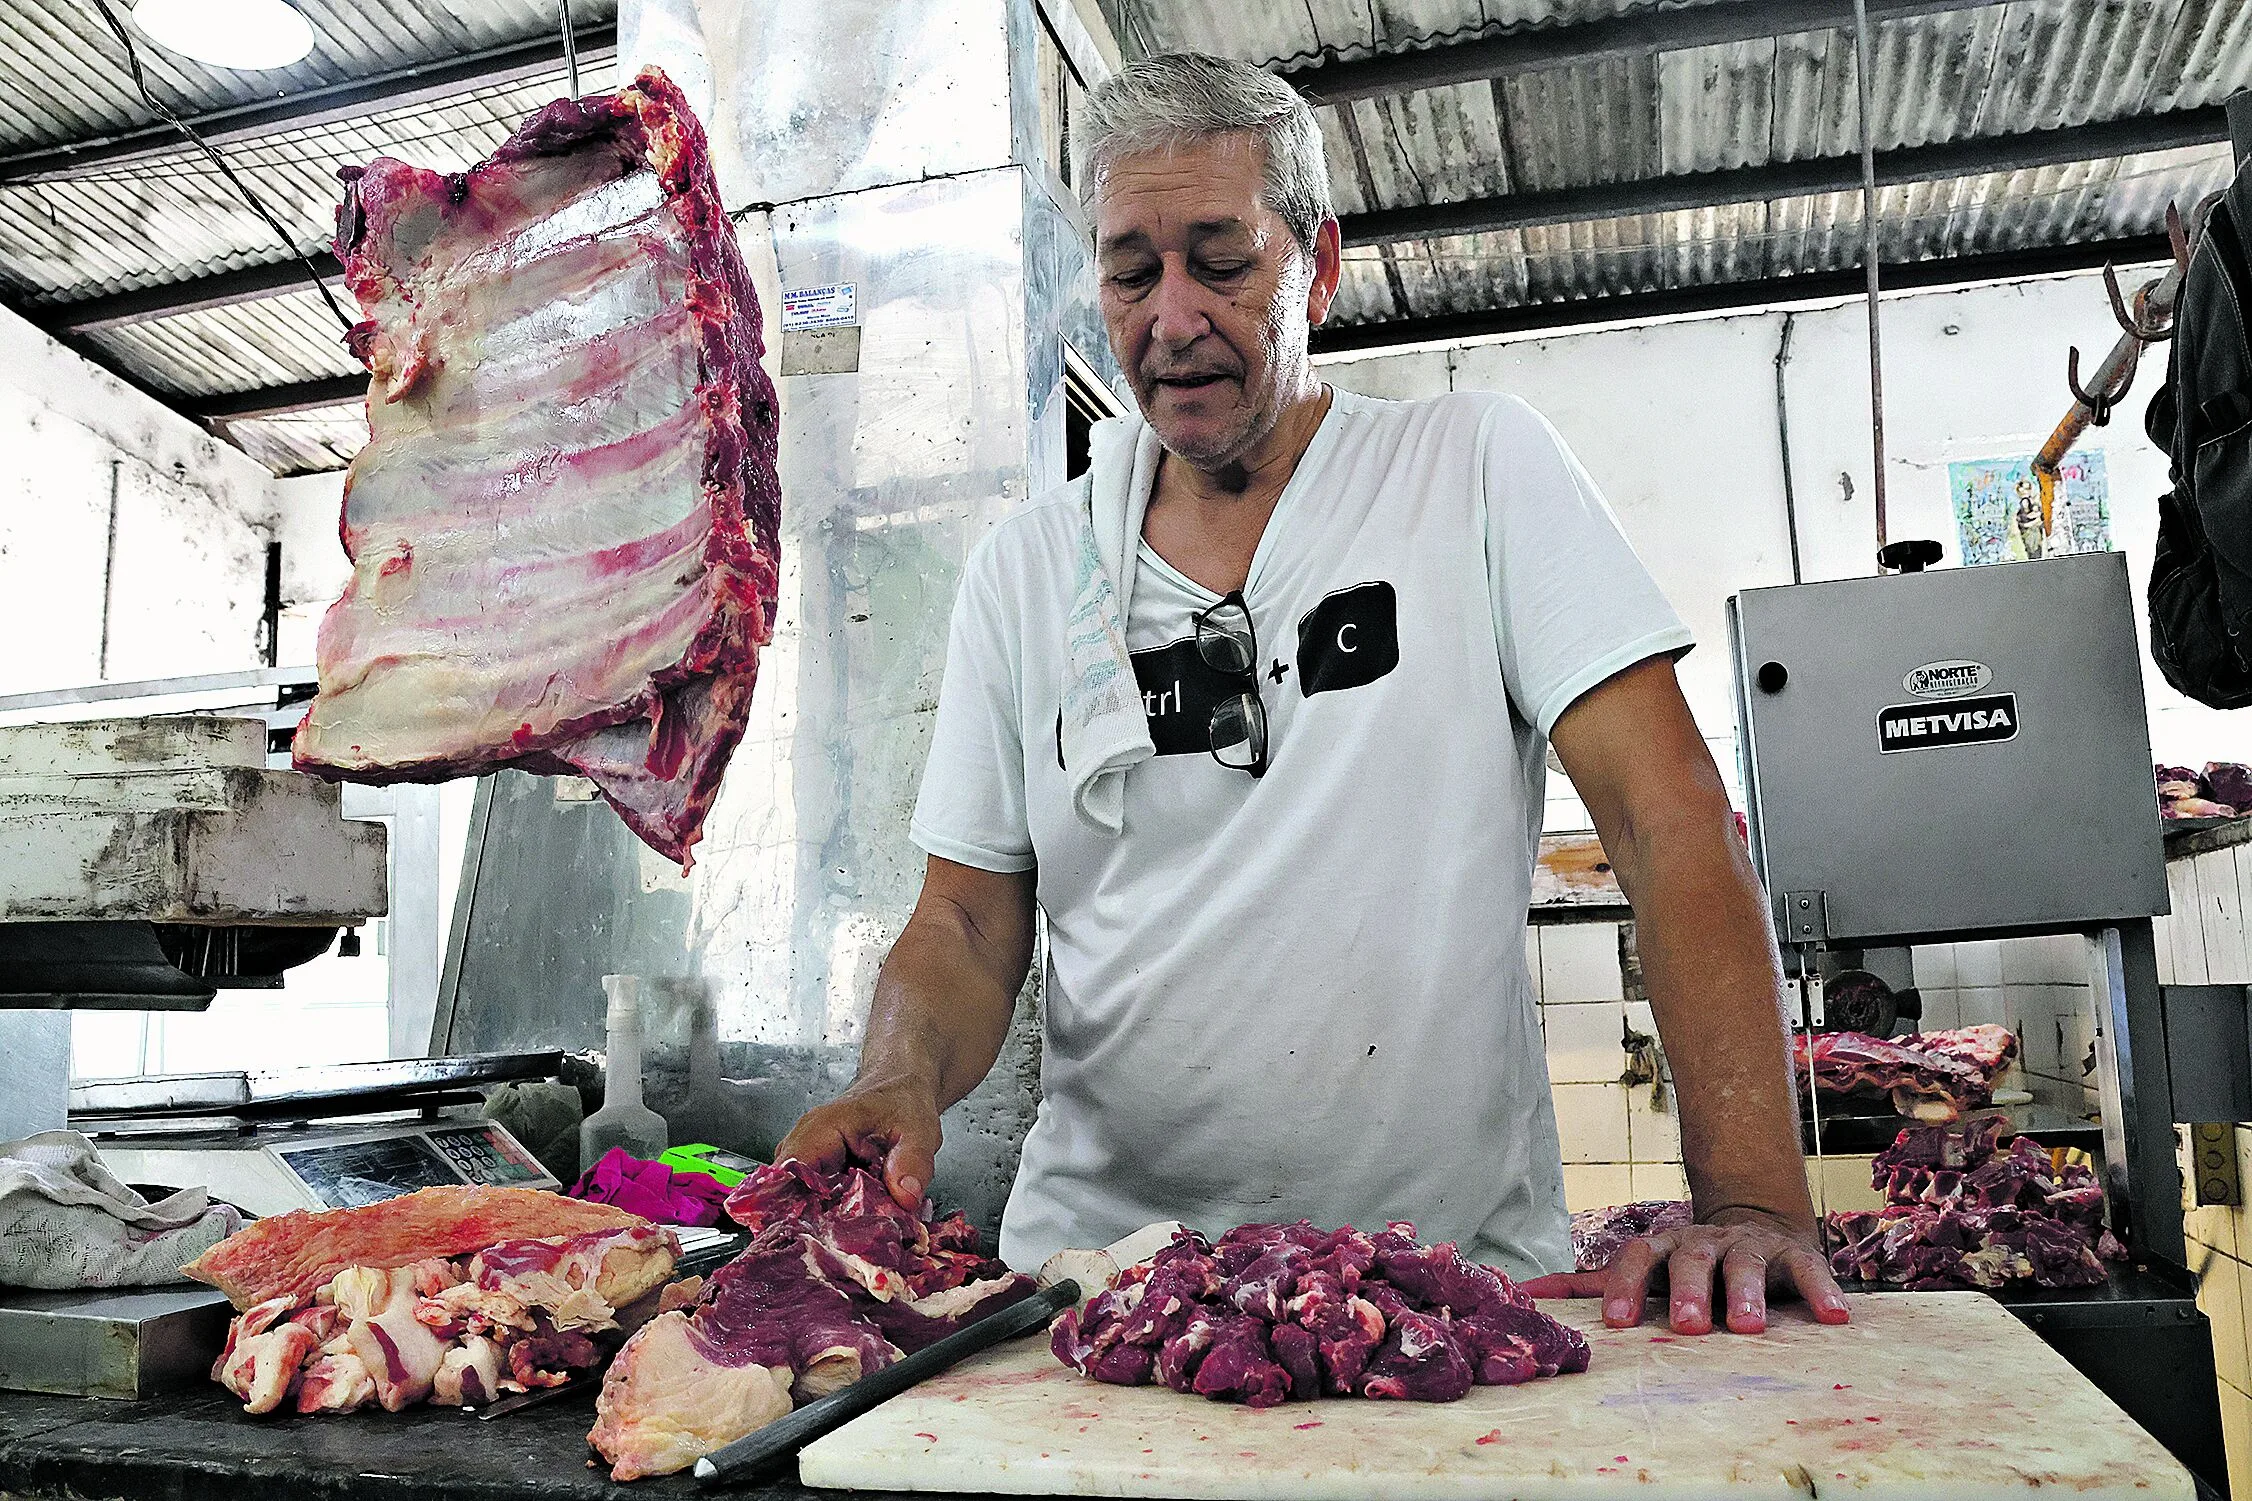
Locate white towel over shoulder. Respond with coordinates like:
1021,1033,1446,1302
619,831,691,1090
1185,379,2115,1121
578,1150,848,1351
1059,415,1166,834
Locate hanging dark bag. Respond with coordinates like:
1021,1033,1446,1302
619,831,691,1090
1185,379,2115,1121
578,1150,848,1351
2149,152,2252,709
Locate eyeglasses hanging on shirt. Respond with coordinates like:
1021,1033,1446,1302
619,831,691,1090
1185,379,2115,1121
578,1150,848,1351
1192,590,1269,778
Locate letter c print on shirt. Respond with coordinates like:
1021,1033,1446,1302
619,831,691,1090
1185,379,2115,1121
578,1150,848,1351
1128,582,1401,755
1296,582,1400,697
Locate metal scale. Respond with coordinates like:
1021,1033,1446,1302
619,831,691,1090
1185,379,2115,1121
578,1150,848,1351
0,707,567,1400
1727,547,2219,1487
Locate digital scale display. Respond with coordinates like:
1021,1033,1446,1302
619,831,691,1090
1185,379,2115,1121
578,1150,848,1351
274,1123,556,1209
277,1135,460,1208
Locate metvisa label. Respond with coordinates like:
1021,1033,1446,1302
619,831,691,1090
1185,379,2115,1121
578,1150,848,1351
1877,693,2018,753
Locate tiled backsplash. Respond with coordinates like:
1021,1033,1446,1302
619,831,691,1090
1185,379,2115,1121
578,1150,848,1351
1537,846,2252,1494
1910,935,2100,1117
1536,923,2103,1215
2163,836,2252,1497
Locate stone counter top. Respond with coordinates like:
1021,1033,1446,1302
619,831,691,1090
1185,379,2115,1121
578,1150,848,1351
2164,815,2252,861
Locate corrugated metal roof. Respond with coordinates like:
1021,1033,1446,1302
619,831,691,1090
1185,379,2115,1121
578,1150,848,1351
222,402,367,474
0,59,617,303
0,0,611,153
85,285,361,393
0,0,2240,474
1128,0,2252,327
1331,147,2231,323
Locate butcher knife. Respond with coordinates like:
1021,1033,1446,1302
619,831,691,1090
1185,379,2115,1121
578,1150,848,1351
690,1220,1183,1486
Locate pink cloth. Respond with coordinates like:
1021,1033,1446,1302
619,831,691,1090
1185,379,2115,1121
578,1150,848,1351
567,1149,729,1227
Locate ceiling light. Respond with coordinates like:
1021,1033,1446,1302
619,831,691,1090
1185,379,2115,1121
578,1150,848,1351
131,0,316,71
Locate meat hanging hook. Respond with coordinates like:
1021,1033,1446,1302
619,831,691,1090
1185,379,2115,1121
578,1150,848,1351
2169,200,2194,281
2103,261,2175,344
2065,338,2140,427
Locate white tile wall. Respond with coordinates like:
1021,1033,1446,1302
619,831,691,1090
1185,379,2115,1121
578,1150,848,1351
1917,988,1962,1030
1539,923,1624,1002
2203,848,2252,986
1912,944,1955,989
1631,1161,1689,1200
1998,937,2047,986
1544,1001,1627,1084
1955,940,2004,989
1958,986,2007,1029
1561,1163,1633,1212
1627,1086,1682,1164
1552,1081,1631,1164
2207,1253,2252,1396
2171,858,2212,985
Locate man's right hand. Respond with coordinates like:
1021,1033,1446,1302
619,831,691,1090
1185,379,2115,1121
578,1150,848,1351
776,857,1036,1216
775,1076,945,1212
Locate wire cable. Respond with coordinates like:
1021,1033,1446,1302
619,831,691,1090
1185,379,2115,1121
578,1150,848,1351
81,0,355,335
561,0,581,98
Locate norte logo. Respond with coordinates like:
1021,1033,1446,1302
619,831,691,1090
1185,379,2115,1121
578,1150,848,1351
1903,659,1992,700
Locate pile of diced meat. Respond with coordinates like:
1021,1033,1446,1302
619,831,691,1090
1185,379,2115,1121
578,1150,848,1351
2159,763,2252,819
183,1187,675,1415
1050,1221,1588,1409
590,1159,1035,1481
1824,1118,2125,1290
1793,1024,2019,1123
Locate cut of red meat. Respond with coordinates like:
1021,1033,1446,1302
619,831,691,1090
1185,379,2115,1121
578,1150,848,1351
2205,762,2252,809
590,1158,1033,1480
1570,1199,1692,1272
1913,1025,2022,1080
1825,1121,2120,1291
199,1219,676,1418
180,1185,648,1311
1792,1024,2017,1123
1053,1220,1586,1407
294,68,781,869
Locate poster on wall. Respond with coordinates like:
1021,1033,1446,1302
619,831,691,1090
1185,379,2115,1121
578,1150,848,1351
1946,451,2112,565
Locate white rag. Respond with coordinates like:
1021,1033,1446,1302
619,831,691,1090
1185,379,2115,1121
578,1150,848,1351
1061,414,1164,834
0,1129,244,1290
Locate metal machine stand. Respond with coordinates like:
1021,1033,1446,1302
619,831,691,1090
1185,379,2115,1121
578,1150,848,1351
2090,920,2184,1268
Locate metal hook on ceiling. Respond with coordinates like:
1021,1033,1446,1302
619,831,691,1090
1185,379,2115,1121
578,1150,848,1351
2066,337,2140,428
2103,260,2175,344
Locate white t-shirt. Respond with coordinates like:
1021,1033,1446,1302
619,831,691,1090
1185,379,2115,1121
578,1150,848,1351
910,389,1692,1278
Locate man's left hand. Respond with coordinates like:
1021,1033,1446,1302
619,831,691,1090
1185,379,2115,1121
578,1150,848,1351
1521,1212,1851,1334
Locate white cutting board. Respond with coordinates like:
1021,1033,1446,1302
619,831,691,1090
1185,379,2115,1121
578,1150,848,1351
799,1293,2190,1499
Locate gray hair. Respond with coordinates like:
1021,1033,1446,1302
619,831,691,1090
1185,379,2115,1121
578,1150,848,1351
1078,52,1333,252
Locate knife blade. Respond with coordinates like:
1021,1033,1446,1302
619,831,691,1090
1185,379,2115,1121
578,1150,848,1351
690,1278,1079,1485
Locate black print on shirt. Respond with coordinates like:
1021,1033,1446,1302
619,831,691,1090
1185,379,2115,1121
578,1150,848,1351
1129,637,1244,756
1296,582,1399,697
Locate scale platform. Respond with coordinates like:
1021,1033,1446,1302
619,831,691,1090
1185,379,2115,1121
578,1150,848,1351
0,1283,232,1399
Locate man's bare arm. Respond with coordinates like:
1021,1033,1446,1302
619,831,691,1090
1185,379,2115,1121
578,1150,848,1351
1541,656,1847,1333
776,856,1037,1208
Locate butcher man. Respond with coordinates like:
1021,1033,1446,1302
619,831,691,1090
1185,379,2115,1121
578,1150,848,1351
780,52,1849,1338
